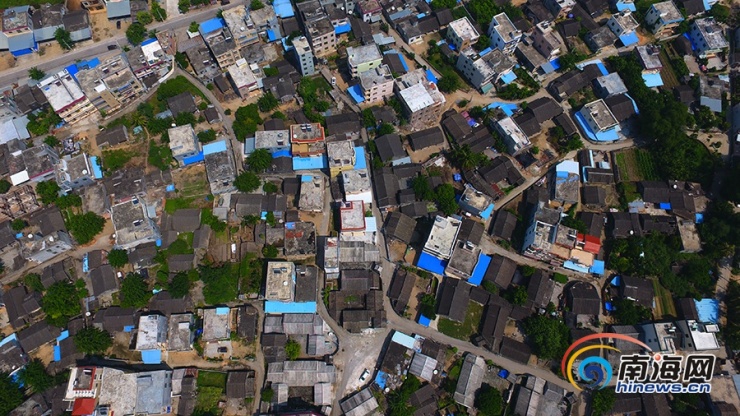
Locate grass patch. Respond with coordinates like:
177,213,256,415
102,149,134,172
195,386,223,413
164,197,198,214
437,302,484,341
615,148,659,182
157,75,210,103
0,0,62,7
652,278,677,319
197,370,227,388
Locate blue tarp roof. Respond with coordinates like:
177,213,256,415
549,58,561,71
267,29,278,42
53,346,61,361
57,330,69,342
484,102,518,116
418,315,431,327
301,175,314,182
273,0,295,18
590,260,605,276
498,369,509,378
479,47,492,56
696,213,704,224
65,64,79,79
348,85,365,103
89,156,103,179
216,307,229,315
384,50,410,71
563,260,590,273
354,147,367,169
375,370,387,388
616,0,636,11
141,38,158,46
659,202,672,210
203,140,227,155
642,72,664,88
425,69,438,84
273,150,291,158
625,93,640,114
417,252,447,275
199,18,225,35
611,275,621,286
480,204,494,220
619,31,639,46
605,301,615,311
468,254,491,286
577,60,609,76
183,152,205,165
124,325,135,332
141,349,162,364
335,23,352,34
265,301,317,314
695,298,719,323
500,70,518,85
293,155,328,170
574,111,620,142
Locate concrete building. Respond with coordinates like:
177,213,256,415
522,201,562,259
544,0,575,17
690,18,728,58
124,39,167,83
356,0,382,22
135,314,168,351
607,11,639,46
255,129,291,153
395,69,446,130
110,197,159,250
299,174,325,212
265,261,296,302
293,36,315,76
168,125,201,166
347,44,383,76
76,54,144,115
227,60,258,98
488,13,521,54
0,7,36,56
200,18,240,70
494,117,531,155
167,313,194,351
203,140,237,195
423,215,461,260
56,153,95,193
38,69,97,125
179,35,219,83
457,48,516,93
290,123,326,157
532,21,565,61
446,17,479,50
359,64,394,103
202,307,231,341
339,200,366,233
222,6,259,50
579,99,619,134
327,140,356,177
635,44,663,73
645,1,684,39
552,159,580,207
341,168,373,205
299,3,337,59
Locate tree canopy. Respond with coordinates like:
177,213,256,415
591,388,616,416
55,28,73,50
36,180,60,205
67,212,106,245
120,275,152,308
126,22,147,45
257,92,279,112
42,281,82,327
247,149,273,173
435,184,458,216
285,339,301,360
521,315,570,360
475,384,503,416
168,272,192,298
0,372,23,415
19,359,54,393
234,171,261,192
612,298,651,325
200,264,239,304
29,67,46,81
74,327,112,355
387,376,421,416
108,249,129,268
233,104,262,140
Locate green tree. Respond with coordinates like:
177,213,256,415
521,315,570,360
262,244,279,258
419,293,437,320
0,372,23,415
42,281,82,326
437,70,462,93
521,265,536,277
56,194,82,209
120,275,152,308
29,67,46,81
261,388,274,402
435,184,458,216
242,215,260,226
473,34,491,51
257,92,279,112
11,218,26,231
387,376,421,416
197,129,217,143
476,384,503,416
233,104,262,140
36,180,60,205
250,0,265,9
24,273,43,292
411,175,434,201
200,264,238,304
710,3,731,22
151,2,167,21
612,298,652,325
376,123,395,136
285,338,301,360
247,148,273,173
451,144,488,169
0,179,10,194
137,11,153,25
175,51,189,69
55,27,73,50
126,23,147,45
504,285,528,306
67,212,105,245
362,108,377,128
234,171,261,192
19,359,53,393
188,21,199,33
265,211,276,227
108,249,129,268
591,388,616,416
74,327,112,355
169,272,191,298
430,0,456,9
179,0,191,13
263,182,278,193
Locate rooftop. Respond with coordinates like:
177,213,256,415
202,308,231,341
265,261,295,302
459,184,494,213
168,125,198,155
359,64,394,91
339,200,365,231
3,6,30,32
292,35,311,53
611,11,639,31
228,64,257,88
693,18,728,50
496,116,530,146
635,45,663,70
255,129,290,149
446,240,481,279
424,215,462,259
299,175,325,212
342,168,372,195
347,44,382,68
582,99,619,130
290,123,325,143
449,17,479,42
462,48,516,84
491,13,520,43
135,314,167,350
38,69,86,113
110,197,157,248
326,140,355,169
652,1,683,22
166,313,193,351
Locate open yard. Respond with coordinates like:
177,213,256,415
614,148,659,182
652,278,677,319
167,165,213,213
437,302,484,342
196,370,227,414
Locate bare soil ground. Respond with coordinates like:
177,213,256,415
31,344,55,366
388,240,407,263
90,12,125,43
172,164,211,200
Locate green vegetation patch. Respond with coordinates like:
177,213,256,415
437,301,484,341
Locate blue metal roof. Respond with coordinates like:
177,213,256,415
590,260,605,276
293,155,328,170
215,307,229,315
199,18,225,36
266,29,278,42
272,150,291,158
264,301,317,314
418,315,431,327
563,260,590,273
417,252,447,275
425,69,438,84
642,72,664,88
375,370,387,388
574,111,620,142
391,331,416,349
203,140,227,155
484,101,518,116
141,38,158,46
141,349,162,364
619,31,639,47
353,147,367,170
348,85,365,103
183,152,205,165
0,333,18,348
53,345,61,362
273,0,295,18
500,70,517,85
468,254,491,286
695,298,719,323
89,156,103,179
616,1,636,11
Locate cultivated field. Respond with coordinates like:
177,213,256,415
614,148,659,182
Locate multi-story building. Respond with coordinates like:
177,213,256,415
543,0,575,18
76,53,144,115
494,117,531,155
522,200,562,260
297,1,337,57
644,1,684,39
81,0,106,14
327,140,356,177
293,36,315,76
0,7,35,56
488,13,522,54
56,153,96,193
359,64,394,103
395,69,446,130
179,35,219,83
124,39,167,84
290,123,326,157
579,99,619,134
222,6,259,50
606,10,639,46
356,0,382,23
446,17,479,50
38,69,97,125
532,22,565,61
689,18,728,58
110,197,159,250
456,48,516,93
168,125,201,166
227,60,258,98
347,44,383,76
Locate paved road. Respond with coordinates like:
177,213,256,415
0,3,239,87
